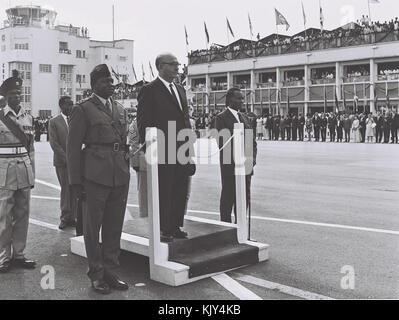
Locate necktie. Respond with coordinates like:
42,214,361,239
169,83,181,110
105,100,111,113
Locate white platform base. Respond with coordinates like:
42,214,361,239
70,216,269,286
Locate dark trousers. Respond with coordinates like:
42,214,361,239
344,129,351,142
329,127,336,142
220,175,251,223
268,128,273,140
337,127,343,142
158,164,189,234
55,166,75,223
285,127,291,141
82,179,129,281
291,127,297,141
391,128,398,143
298,126,304,141
273,128,279,140
280,128,285,140
360,128,366,142
314,126,320,141
321,127,327,141
383,128,390,143
376,127,383,143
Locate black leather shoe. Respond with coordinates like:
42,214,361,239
160,232,174,243
59,221,68,230
173,228,188,239
91,279,111,295
0,261,11,273
12,258,36,269
104,274,129,291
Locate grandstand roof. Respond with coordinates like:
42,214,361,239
225,38,256,48
293,28,323,38
335,22,361,31
259,33,291,43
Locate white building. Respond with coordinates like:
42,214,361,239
0,5,134,117
187,25,399,116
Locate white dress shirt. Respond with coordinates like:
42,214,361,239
158,76,183,110
227,107,241,123
61,112,69,128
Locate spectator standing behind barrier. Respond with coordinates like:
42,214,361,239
352,115,361,143
375,111,384,143
343,114,352,142
390,110,398,143
382,113,391,143
337,115,344,142
365,113,376,143
305,114,313,141
298,113,305,141
313,113,321,142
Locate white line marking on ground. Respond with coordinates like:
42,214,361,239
233,273,335,300
29,218,61,231
35,179,61,191
212,273,262,300
32,195,60,201
34,179,399,236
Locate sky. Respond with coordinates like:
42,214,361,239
1,0,398,78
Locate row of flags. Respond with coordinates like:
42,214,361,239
186,0,381,45
111,61,156,84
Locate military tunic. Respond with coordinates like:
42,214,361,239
0,105,34,265
67,94,130,281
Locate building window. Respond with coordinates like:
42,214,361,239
82,50,86,58
105,55,109,60
119,56,127,61
76,50,81,58
1,35,5,41
14,43,29,50
1,45,5,52
60,65,73,82
59,42,70,54
76,95,83,102
40,64,52,73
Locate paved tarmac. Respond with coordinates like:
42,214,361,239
1,138,398,300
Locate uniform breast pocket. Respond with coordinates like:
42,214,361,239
92,123,115,142
0,160,9,187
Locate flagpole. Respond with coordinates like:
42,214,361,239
367,0,372,21
226,18,230,45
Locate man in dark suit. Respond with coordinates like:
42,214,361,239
375,111,384,143
320,113,327,142
390,110,398,144
285,115,292,141
298,113,305,141
214,88,257,223
273,115,280,140
137,53,195,243
280,115,286,140
359,113,366,143
328,113,337,142
49,96,76,230
343,114,352,142
291,114,298,141
382,112,391,143
67,64,130,294
313,113,321,141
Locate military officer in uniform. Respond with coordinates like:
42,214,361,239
0,76,36,273
67,64,130,294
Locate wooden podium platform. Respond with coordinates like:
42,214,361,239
71,216,268,286
70,125,270,286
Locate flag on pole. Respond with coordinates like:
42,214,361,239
275,8,290,31
248,13,254,37
226,17,235,38
204,22,210,44
335,88,340,113
111,67,120,81
301,1,307,28
319,0,324,31
184,25,189,46
287,94,290,114
149,61,155,79
374,87,378,110
324,87,327,113
141,63,146,82
132,65,137,82
353,95,359,113
386,94,390,108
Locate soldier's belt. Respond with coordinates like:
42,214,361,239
86,143,129,152
0,146,28,156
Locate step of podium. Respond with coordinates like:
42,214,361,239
70,215,269,286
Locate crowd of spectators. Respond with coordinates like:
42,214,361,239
189,17,399,62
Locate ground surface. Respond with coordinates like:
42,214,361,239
1,137,398,300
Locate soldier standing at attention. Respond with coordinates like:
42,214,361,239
0,76,36,273
67,64,130,294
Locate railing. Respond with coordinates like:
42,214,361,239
189,30,399,65
257,82,276,88
343,75,370,83
311,78,336,85
377,73,399,81
283,80,305,87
